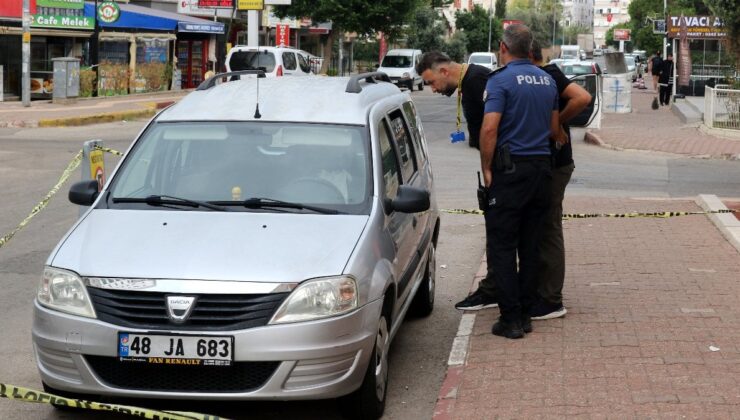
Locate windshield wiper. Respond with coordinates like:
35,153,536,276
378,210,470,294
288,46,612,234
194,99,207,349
215,197,340,214
112,195,228,212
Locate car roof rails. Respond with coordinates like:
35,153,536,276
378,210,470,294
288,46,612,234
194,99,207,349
345,72,392,93
196,70,266,91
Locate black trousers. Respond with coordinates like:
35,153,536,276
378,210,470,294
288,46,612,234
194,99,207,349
484,158,552,322
659,84,672,105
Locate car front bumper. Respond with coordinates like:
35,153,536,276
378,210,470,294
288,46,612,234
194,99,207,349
32,298,382,400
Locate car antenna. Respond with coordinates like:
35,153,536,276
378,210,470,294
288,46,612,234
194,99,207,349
254,49,264,119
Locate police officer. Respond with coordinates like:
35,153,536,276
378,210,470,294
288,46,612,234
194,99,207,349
480,24,562,339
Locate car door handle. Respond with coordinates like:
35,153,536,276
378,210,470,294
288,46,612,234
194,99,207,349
412,217,417,228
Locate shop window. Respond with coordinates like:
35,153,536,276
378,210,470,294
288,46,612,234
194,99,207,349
99,41,130,96
134,39,171,93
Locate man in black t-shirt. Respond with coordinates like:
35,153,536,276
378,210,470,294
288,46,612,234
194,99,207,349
529,40,592,320
658,53,674,106
417,51,499,311
416,52,492,149
649,51,663,91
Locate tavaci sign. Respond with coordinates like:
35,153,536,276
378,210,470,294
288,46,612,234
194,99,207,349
667,16,726,39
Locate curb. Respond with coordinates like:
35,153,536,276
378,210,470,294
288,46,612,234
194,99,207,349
2,100,176,128
583,130,623,151
432,258,487,420
696,194,740,254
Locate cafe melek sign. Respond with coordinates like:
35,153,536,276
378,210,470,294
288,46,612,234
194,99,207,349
32,14,94,29
667,16,726,39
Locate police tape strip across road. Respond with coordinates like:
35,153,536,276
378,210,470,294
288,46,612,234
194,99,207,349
1,145,738,250
441,208,740,218
0,383,227,420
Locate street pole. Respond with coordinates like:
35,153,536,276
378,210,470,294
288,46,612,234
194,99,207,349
663,0,667,58
552,8,556,51
21,0,30,107
487,0,493,52
92,0,99,96
247,10,259,47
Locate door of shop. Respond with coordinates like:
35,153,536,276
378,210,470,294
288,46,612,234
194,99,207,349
177,39,208,89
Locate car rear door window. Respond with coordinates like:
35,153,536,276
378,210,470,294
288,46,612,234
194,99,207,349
298,53,311,73
378,120,400,200
282,52,297,71
387,109,417,182
401,101,427,161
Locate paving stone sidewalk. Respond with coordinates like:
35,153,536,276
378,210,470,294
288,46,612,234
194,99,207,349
436,196,740,419
586,88,740,159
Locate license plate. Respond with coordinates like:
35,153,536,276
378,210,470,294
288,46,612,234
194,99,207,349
118,333,234,366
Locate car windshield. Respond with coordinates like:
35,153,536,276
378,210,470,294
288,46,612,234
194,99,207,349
108,122,372,214
381,55,412,68
469,55,492,64
229,51,277,73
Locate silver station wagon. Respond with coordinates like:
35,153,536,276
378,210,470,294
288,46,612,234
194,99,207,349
33,72,439,419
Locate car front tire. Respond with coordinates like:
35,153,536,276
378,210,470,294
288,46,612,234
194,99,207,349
338,312,390,419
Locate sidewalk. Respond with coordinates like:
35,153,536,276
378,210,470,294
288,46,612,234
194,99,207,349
586,88,740,159
434,195,740,419
0,90,191,128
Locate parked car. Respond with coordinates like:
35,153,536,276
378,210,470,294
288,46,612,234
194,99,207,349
378,49,424,91
624,55,637,81
593,48,604,56
467,52,498,71
225,46,313,77
34,72,439,419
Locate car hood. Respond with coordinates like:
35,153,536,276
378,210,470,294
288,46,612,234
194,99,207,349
51,210,369,283
378,66,414,77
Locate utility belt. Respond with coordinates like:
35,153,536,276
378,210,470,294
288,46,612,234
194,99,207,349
493,144,550,173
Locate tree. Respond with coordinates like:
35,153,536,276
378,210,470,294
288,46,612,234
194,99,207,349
456,5,502,53
508,0,562,47
274,0,423,73
445,32,468,62
406,7,446,53
605,22,631,49
704,0,740,68
495,0,507,20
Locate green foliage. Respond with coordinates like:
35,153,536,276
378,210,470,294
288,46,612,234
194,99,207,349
704,0,740,66
274,0,422,40
455,5,501,53
79,68,96,97
562,25,590,45
495,0,507,20
507,8,560,47
444,32,468,62
406,7,446,53
353,38,380,63
430,0,454,7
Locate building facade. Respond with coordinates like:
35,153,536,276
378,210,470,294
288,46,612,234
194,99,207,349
593,0,630,48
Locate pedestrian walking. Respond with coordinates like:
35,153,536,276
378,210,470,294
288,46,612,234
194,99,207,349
417,52,500,311
649,51,662,91
529,40,592,320
416,52,492,149
658,53,675,106
479,24,561,339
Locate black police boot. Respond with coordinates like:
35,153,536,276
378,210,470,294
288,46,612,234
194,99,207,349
491,317,525,339
521,315,533,334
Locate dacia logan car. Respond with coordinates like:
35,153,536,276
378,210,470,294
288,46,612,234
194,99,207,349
33,71,439,419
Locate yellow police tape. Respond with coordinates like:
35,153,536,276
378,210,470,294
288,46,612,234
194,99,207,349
442,208,740,219
0,383,227,419
0,147,123,250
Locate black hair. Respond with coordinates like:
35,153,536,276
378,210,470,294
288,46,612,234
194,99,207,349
416,51,452,75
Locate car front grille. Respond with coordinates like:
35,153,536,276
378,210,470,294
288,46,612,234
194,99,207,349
86,356,280,392
87,288,289,331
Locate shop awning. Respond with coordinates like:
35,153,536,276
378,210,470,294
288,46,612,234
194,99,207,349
90,2,224,34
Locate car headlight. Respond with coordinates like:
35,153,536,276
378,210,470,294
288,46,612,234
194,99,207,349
38,267,96,318
269,276,358,324
402,72,410,78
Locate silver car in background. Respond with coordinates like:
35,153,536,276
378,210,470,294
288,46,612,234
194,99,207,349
33,72,439,419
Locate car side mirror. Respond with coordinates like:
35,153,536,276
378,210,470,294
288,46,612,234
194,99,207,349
386,185,430,214
374,63,380,69
69,179,99,206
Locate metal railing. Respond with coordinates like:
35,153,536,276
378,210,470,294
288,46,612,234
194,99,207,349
704,86,740,130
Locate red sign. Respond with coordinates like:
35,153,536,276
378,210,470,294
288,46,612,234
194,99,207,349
0,0,37,18
197,0,233,8
606,13,613,22
502,20,523,30
613,28,631,41
276,24,290,47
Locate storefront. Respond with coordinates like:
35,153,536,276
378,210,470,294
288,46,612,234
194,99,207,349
0,0,93,100
98,3,223,93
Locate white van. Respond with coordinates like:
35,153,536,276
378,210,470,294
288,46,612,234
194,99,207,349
378,49,424,91
560,45,580,60
225,46,313,77
467,52,498,71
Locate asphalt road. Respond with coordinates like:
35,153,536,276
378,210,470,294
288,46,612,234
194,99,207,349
1,87,739,420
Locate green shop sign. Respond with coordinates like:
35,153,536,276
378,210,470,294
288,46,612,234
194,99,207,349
37,0,84,10
31,14,94,30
